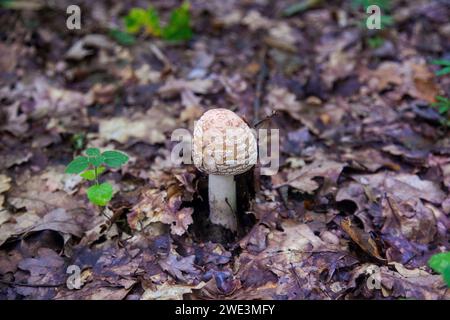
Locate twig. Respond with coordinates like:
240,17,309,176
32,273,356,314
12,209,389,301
253,46,268,126
149,43,174,74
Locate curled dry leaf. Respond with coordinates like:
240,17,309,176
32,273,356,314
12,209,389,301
340,217,385,261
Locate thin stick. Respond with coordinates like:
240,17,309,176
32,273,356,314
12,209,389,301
253,46,268,126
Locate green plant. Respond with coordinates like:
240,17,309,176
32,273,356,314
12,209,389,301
65,148,129,206
432,96,450,127
352,0,391,11
367,35,384,48
428,252,450,287
431,59,450,76
120,1,192,43
109,28,136,46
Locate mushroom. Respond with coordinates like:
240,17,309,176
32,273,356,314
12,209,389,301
193,108,257,232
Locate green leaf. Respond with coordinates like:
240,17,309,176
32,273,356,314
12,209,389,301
109,28,136,46
161,1,192,41
380,14,394,28
124,8,148,34
86,148,101,156
429,252,450,274
282,0,320,17
143,6,161,36
80,166,105,181
352,0,391,11
436,66,450,77
88,155,104,167
65,156,89,174
431,59,450,66
102,150,129,168
87,183,113,206
439,105,450,114
443,268,450,287
367,36,384,49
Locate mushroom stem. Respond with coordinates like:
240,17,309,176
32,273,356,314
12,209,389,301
208,174,237,232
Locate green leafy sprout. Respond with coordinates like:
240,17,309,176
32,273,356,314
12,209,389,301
110,1,192,45
367,35,385,49
431,96,450,127
431,59,450,77
428,252,450,287
65,148,129,206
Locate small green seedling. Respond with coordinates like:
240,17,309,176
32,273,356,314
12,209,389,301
431,59,450,76
367,35,385,49
65,148,129,206
428,252,450,287
120,1,192,42
431,96,450,127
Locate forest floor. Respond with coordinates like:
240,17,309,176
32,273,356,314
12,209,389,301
0,0,450,300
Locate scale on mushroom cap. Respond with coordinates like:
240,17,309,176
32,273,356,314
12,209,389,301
193,108,257,232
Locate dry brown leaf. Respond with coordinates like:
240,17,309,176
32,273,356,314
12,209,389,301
158,78,213,97
382,196,437,244
0,211,40,246
99,108,177,144
266,86,303,121
141,282,205,300
280,160,346,194
364,58,439,103
354,172,446,204
341,217,385,261
158,253,200,282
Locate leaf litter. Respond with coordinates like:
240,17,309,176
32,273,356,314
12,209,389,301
0,0,450,300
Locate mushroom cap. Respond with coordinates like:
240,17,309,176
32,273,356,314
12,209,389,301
193,108,257,175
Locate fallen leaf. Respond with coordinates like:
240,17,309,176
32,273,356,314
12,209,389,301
341,217,385,261
279,160,346,194
99,108,177,144
141,281,205,300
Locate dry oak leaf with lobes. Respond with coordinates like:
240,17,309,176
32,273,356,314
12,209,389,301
158,252,200,282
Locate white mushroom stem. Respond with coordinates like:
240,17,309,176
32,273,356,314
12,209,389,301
208,174,237,232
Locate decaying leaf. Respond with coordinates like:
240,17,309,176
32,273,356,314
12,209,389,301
99,108,177,144
341,217,385,261
141,281,205,300
279,160,346,194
